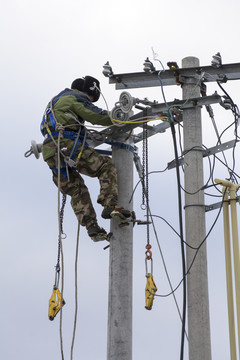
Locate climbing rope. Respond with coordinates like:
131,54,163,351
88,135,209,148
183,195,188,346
57,131,65,360
53,194,67,288
70,222,80,360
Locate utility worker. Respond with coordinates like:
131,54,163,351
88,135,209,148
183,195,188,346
41,76,130,241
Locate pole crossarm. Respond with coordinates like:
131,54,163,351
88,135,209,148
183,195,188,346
109,62,240,89
150,93,222,112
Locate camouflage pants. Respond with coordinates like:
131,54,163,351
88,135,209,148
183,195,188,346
46,145,118,229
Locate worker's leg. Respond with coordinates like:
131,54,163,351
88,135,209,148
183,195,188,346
75,146,118,209
51,170,98,230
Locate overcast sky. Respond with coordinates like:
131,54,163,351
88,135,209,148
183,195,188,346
1,0,240,359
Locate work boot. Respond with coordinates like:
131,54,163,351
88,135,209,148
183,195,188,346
101,206,132,219
87,223,107,242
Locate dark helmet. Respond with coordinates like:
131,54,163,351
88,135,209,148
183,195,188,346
71,76,100,102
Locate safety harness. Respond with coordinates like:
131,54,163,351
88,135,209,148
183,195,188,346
40,90,87,177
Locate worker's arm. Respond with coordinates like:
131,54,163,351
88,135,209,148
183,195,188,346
72,97,113,126
53,90,113,128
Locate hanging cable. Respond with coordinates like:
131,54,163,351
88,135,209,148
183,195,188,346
169,119,187,360
141,192,189,341
134,138,189,339
70,222,80,360
154,195,224,298
54,194,67,289
57,130,65,360
152,50,187,360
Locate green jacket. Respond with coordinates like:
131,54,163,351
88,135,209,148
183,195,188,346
41,88,112,161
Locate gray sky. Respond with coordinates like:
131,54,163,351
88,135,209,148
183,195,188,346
1,0,240,359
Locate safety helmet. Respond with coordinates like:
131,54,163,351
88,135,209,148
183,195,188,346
71,76,100,102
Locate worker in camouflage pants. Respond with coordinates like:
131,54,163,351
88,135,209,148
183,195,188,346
41,76,130,241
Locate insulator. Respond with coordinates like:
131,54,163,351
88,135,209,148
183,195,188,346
143,57,155,73
222,96,232,110
31,140,42,159
211,52,222,68
119,91,136,113
102,61,113,77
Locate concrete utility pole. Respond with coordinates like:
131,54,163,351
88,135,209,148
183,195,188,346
107,140,134,360
104,57,240,359
182,57,212,360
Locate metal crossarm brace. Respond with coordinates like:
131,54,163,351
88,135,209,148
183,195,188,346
205,196,240,212
167,139,239,170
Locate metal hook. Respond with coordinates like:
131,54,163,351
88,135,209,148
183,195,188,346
145,244,152,260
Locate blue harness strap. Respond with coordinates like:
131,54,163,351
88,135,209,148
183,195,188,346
41,91,87,178
40,92,67,136
51,162,71,177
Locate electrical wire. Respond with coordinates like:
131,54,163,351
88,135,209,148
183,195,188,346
152,51,187,360
110,116,167,125
129,167,168,204
176,118,240,193
154,196,223,298
70,222,80,360
96,81,168,127
139,188,189,342
169,120,187,360
150,215,198,250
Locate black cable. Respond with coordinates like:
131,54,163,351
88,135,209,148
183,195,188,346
178,114,240,188
154,193,224,299
150,214,198,250
129,167,168,204
170,120,186,360
179,145,213,195
217,81,240,182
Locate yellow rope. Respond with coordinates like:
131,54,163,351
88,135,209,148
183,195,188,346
111,116,168,125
